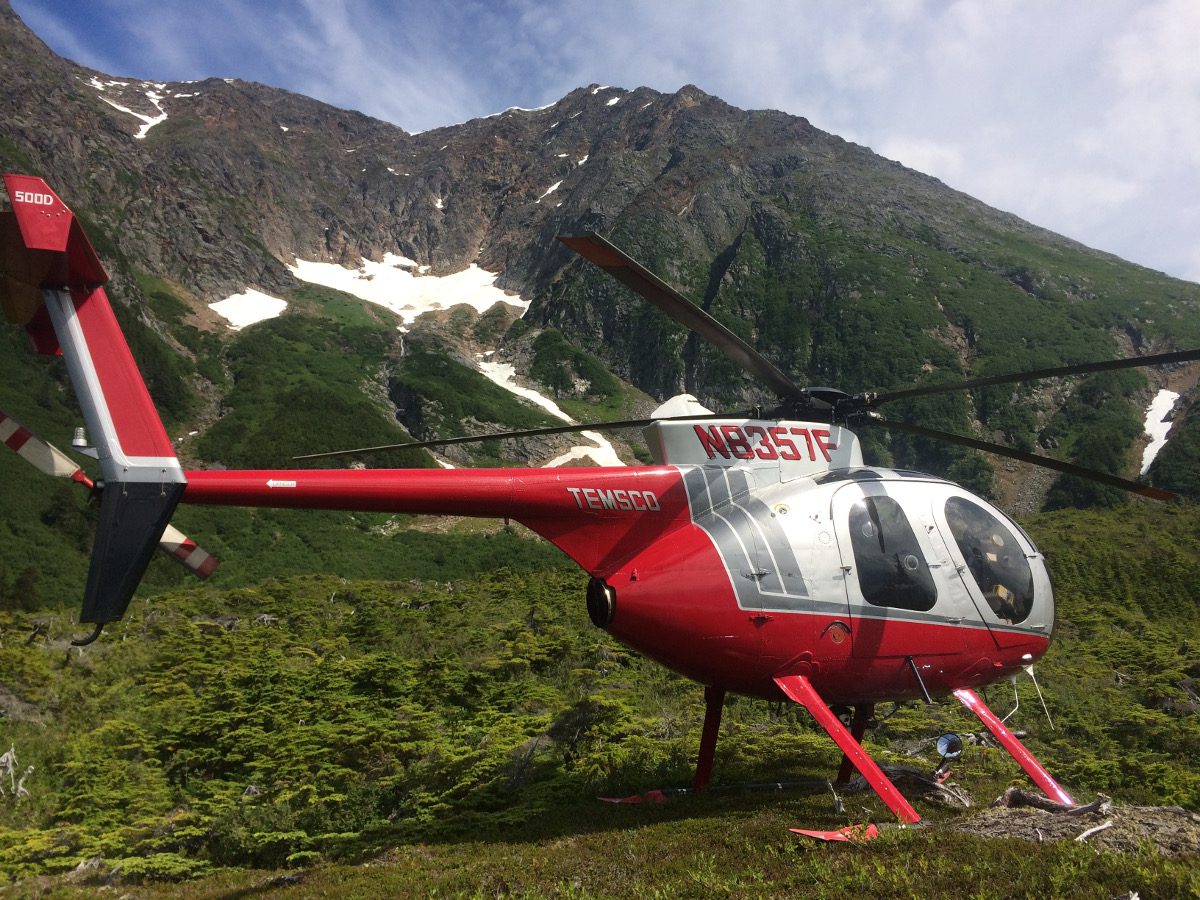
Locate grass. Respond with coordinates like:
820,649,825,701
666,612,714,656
35,802,1200,898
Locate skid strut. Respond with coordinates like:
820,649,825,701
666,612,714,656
835,704,874,785
692,685,726,792
954,688,1072,805
775,675,921,824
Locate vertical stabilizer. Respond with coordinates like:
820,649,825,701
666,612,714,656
2,175,185,631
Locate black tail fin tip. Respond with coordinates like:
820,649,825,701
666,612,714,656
82,481,186,626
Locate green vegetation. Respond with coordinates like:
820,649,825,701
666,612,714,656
1149,404,1200,499
0,328,94,602
196,313,430,469
287,283,398,330
390,349,559,437
1043,371,1147,509
528,327,639,421
0,503,1197,894
388,347,566,465
0,134,35,173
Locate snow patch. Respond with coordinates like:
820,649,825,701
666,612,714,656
86,77,169,138
536,180,563,203
1140,389,1180,474
288,255,527,326
289,253,622,468
606,96,621,107
475,360,624,467
590,85,611,95
434,196,444,210
280,125,290,132
577,155,588,166
483,103,555,119
209,289,287,330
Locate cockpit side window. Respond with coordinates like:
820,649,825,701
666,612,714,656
944,496,1034,624
848,496,937,611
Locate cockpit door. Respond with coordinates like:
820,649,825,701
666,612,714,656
831,482,943,659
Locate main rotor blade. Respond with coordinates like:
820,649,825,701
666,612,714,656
294,410,757,461
558,233,806,402
865,416,1176,501
869,347,1200,407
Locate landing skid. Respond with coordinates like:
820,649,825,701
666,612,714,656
774,678,1072,824
954,687,1072,805
603,680,1072,828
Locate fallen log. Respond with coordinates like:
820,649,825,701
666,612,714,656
991,787,1111,816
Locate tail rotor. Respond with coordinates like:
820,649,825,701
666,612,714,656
0,407,219,578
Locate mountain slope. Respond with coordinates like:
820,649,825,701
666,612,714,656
2,0,1199,604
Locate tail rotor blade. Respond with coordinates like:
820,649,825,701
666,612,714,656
0,408,219,577
0,407,94,487
159,523,220,579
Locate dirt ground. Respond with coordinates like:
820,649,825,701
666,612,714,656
952,802,1200,857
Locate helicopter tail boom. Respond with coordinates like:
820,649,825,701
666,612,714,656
182,466,694,575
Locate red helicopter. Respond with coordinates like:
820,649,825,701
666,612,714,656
2,174,1196,828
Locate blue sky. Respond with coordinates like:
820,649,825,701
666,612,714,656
14,0,1200,283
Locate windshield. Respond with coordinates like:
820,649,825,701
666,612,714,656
944,496,1034,624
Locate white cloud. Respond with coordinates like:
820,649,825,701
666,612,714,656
876,137,967,184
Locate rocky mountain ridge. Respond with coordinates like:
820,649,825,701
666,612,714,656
2,0,1199,508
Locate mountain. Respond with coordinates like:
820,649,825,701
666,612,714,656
2,0,1199,599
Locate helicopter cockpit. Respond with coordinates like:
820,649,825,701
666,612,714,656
813,470,1053,657
846,493,938,613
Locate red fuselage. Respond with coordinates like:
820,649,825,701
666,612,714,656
184,460,1052,705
